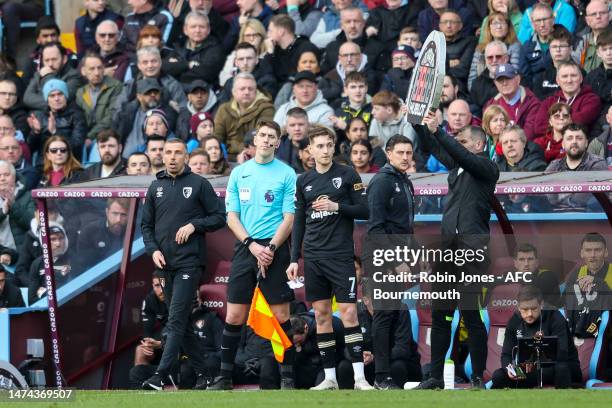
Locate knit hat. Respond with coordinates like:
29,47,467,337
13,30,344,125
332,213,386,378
190,112,213,135
392,45,416,63
142,109,170,133
42,79,69,101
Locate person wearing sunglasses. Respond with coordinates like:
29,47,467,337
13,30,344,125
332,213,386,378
74,0,124,59
93,20,131,82
533,102,572,163
38,135,83,188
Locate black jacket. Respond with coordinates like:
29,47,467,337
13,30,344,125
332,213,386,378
141,289,168,339
381,67,413,102
418,125,500,235
468,69,497,116
166,4,229,46
367,163,415,234
218,62,278,105
5,102,30,136
28,251,74,305
28,104,87,162
366,3,425,52
14,228,42,288
266,36,319,84
191,304,223,357
496,142,547,172
0,278,25,308
585,64,612,108
142,166,226,270
82,159,127,181
445,34,476,91
357,302,420,363
113,99,178,147
295,312,346,367
169,36,227,85
501,309,579,368
76,218,126,270
531,62,560,100
322,32,388,74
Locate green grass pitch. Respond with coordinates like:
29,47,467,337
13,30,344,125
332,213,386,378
3,390,611,408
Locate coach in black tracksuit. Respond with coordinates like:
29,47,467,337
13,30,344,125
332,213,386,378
141,139,226,390
415,112,500,389
366,134,416,390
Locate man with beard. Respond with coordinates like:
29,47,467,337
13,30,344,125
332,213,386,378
76,198,129,270
83,130,126,180
145,137,166,175
546,124,607,210
437,75,459,123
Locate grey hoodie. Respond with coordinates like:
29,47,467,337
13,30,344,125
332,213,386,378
368,114,418,149
274,90,334,129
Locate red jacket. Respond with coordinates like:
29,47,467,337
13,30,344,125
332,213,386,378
533,85,602,138
483,86,541,140
533,131,565,163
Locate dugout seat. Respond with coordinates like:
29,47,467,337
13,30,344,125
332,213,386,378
577,310,611,388
199,284,228,321
413,297,460,369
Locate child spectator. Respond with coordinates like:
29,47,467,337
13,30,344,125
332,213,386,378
368,90,417,148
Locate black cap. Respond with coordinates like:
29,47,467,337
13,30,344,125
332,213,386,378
137,78,162,94
298,138,310,150
292,71,317,84
244,129,256,146
184,80,210,94
48,226,65,236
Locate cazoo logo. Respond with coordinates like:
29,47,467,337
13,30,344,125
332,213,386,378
202,301,224,308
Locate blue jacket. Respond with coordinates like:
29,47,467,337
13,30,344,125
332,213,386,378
517,0,576,44
519,35,551,87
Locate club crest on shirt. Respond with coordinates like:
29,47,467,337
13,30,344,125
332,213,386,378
195,319,205,329
332,177,342,189
183,187,192,198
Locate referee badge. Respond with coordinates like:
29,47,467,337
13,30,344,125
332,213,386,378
332,177,342,189
183,187,193,198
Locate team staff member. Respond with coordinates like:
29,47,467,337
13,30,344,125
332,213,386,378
286,126,373,391
208,120,297,390
366,135,416,390
141,139,226,390
415,112,500,389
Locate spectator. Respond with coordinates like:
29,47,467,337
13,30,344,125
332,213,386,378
444,98,475,136
277,107,310,169
0,160,34,250
350,139,379,173
93,20,131,82
0,113,30,164
321,6,388,74
511,243,561,308
0,79,29,136
214,73,275,160
265,14,318,84
82,130,127,180
337,116,386,167
440,9,476,91
588,105,612,168
417,0,474,43
187,112,214,152
365,0,424,53
77,198,129,269
330,71,373,135
23,42,84,111
76,52,123,143
0,1,44,60
533,102,572,163
176,81,218,141
477,0,522,45
201,136,231,175
27,79,87,161
75,0,124,58
468,41,510,116
145,137,165,174
572,0,609,74
236,130,256,164
518,2,553,87
517,0,576,44
188,148,211,176
126,151,151,175
22,16,79,85
496,125,546,171
224,0,274,52
113,47,187,117
585,28,612,118
469,12,520,91
381,45,416,103
321,42,378,107
531,25,575,99
115,78,178,158
0,130,38,190
142,109,176,144
131,24,187,81
217,42,276,105
0,265,25,307
170,12,226,84
294,137,314,173
534,61,602,138
38,136,84,187
481,104,510,160
438,74,460,122
369,90,417,147
397,26,422,57
219,18,269,87
310,0,358,49
484,63,540,140
121,0,173,56
286,0,324,38
165,0,229,46
274,71,335,128
27,223,74,305
546,124,607,209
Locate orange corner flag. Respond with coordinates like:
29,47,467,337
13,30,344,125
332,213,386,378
247,287,292,362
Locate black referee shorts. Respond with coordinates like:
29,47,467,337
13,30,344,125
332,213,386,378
305,257,357,303
226,239,295,305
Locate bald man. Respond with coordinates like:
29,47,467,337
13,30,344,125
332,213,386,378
446,100,473,136
94,20,130,81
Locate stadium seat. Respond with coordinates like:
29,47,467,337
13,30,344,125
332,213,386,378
414,299,459,368
578,310,611,388
199,284,228,321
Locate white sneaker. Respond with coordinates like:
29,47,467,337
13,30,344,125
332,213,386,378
310,378,339,390
354,377,375,390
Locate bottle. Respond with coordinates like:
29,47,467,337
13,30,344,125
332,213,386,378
443,359,454,389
